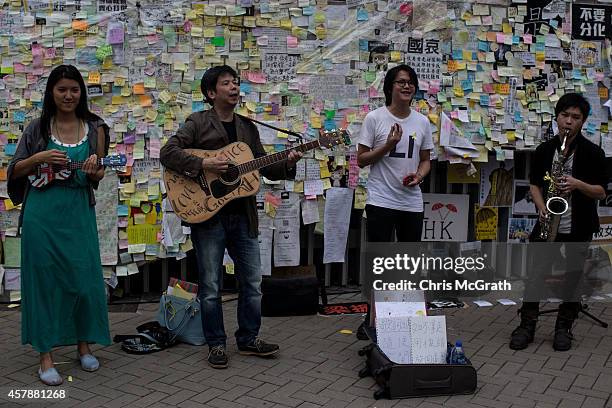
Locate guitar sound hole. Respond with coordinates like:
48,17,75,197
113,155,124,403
220,165,240,185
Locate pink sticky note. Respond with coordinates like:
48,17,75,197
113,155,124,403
287,36,298,48
247,71,266,84
265,192,281,207
523,34,533,44
496,33,504,43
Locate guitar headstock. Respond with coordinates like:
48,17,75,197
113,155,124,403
102,154,127,169
319,128,351,149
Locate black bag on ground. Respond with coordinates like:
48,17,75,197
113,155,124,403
261,276,319,316
113,321,177,354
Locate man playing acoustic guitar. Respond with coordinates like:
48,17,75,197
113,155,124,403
161,65,302,368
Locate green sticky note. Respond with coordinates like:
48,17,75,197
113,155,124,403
364,71,376,83
290,95,302,106
325,110,335,120
212,36,225,46
4,237,21,268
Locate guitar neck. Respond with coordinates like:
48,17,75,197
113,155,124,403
237,140,321,174
62,158,103,170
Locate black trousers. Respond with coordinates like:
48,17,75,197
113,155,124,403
365,204,424,242
521,233,590,320
363,205,424,325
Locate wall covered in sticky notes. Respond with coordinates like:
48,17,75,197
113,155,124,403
0,0,611,291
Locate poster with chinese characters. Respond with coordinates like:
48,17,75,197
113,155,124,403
404,37,443,81
572,4,610,41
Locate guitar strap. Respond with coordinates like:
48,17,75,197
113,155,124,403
236,113,304,139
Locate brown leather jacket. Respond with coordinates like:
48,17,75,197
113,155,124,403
160,109,294,237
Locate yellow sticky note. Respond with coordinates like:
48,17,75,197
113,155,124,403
123,181,136,193
311,115,322,129
293,181,304,193
354,186,367,209
390,51,401,62
322,178,332,190
114,77,126,87
4,198,16,210
88,71,100,84
134,213,146,225
158,90,172,104
320,162,331,178
265,202,277,218
145,109,158,121
204,45,215,55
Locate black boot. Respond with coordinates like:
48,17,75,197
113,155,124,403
553,317,574,351
509,313,537,350
356,322,369,340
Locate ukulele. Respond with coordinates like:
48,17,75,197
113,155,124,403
28,154,127,188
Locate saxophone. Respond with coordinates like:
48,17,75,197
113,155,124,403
539,128,571,241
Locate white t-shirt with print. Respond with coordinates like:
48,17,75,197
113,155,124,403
360,106,434,212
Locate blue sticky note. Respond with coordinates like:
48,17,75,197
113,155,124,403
573,69,583,80
324,119,336,130
302,6,314,15
192,101,205,112
13,111,25,123
549,20,558,29
479,124,486,136
240,82,251,94
587,123,596,134
4,143,17,156
513,35,520,44
359,39,369,51
514,111,523,122
461,80,472,91
357,8,368,21
478,41,489,52
118,205,129,217
480,95,490,106
452,49,463,60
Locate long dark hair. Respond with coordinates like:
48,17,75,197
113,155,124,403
39,65,95,141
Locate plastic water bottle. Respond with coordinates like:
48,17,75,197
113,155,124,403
450,340,467,365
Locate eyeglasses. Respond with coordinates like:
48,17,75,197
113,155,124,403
393,80,415,88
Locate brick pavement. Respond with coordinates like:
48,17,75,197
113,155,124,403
0,294,610,408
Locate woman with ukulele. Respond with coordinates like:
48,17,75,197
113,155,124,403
8,65,111,385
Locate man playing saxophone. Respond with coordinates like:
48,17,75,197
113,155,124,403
510,93,608,351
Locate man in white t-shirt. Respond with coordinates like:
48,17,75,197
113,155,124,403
358,64,433,242
355,64,434,339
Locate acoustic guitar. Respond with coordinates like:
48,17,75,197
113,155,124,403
164,129,349,223
28,154,127,188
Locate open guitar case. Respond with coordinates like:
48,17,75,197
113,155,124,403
358,325,477,400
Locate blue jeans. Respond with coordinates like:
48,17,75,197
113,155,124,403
190,214,262,348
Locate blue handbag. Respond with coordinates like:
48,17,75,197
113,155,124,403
158,294,206,346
